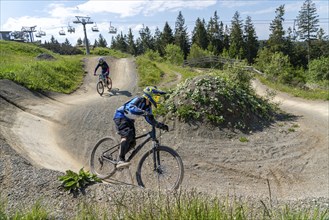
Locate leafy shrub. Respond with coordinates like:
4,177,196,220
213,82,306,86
308,56,329,82
164,44,184,65
255,49,306,86
144,49,163,62
58,168,101,193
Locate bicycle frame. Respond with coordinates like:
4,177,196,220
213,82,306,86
127,125,159,162
99,125,162,171
98,73,107,84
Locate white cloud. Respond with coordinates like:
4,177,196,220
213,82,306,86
219,0,259,8
76,0,216,17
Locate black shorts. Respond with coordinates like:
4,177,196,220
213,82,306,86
114,118,135,140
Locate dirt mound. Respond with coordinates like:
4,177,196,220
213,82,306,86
160,75,276,132
36,53,56,60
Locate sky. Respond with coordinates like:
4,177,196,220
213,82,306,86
1,0,328,45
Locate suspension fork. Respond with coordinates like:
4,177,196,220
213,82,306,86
152,141,161,172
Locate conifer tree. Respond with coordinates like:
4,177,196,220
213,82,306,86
98,34,107,47
192,18,208,50
207,11,223,55
229,11,244,59
127,28,137,56
174,11,190,59
268,5,285,52
296,0,319,63
160,22,174,56
244,16,258,64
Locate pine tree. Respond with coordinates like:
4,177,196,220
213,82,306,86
93,39,98,48
139,25,154,54
244,16,259,64
229,11,244,59
63,38,71,46
160,22,174,56
153,27,162,56
207,11,223,55
98,34,108,47
192,18,209,50
268,5,286,52
296,0,319,63
174,11,190,59
76,37,83,46
127,28,137,56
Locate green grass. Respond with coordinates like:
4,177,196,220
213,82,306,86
136,55,205,89
0,40,85,93
1,190,328,219
257,75,329,101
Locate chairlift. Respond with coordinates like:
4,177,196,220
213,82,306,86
59,27,66,36
108,22,117,34
92,23,99,32
68,26,75,34
37,28,46,36
35,32,41,38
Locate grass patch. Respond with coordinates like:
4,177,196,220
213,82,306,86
257,75,329,100
1,190,328,219
0,40,85,93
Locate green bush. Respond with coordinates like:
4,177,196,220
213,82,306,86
308,56,329,82
144,49,163,62
164,44,184,65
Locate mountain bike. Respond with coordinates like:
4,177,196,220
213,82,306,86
96,73,112,96
90,124,184,191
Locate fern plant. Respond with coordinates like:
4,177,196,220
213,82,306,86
58,168,102,192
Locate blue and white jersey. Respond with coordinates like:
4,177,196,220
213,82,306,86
113,97,155,125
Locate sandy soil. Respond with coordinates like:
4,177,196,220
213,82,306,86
0,57,328,201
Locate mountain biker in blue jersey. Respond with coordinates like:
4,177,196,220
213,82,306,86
113,86,169,169
94,57,110,84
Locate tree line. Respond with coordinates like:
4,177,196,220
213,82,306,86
42,0,328,88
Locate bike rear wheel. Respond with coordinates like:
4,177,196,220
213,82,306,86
106,77,112,91
136,146,184,191
90,137,118,179
96,81,104,96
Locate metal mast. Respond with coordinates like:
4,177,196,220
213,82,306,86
73,16,93,55
21,26,37,42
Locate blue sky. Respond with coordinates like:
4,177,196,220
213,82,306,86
1,0,328,44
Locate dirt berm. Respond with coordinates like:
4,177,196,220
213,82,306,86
0,57,328,217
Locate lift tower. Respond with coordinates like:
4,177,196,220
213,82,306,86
73,16,93,55
21,26,37,42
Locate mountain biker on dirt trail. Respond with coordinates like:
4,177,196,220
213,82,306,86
94,57,110,84
113,86,169,169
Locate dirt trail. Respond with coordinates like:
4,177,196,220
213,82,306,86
0,58,328,200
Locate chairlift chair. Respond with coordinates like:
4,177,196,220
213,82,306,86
108,22,117,34
59,28,66,36
39,30,46,36
67,26,75,33
35,33,41,38
92,23,99,32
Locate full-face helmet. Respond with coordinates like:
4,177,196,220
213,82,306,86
143,86,166,108
98,57,104,64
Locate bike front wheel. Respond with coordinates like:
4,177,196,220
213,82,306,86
90,137,119,179
96,81,104,96
136,146,184,191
